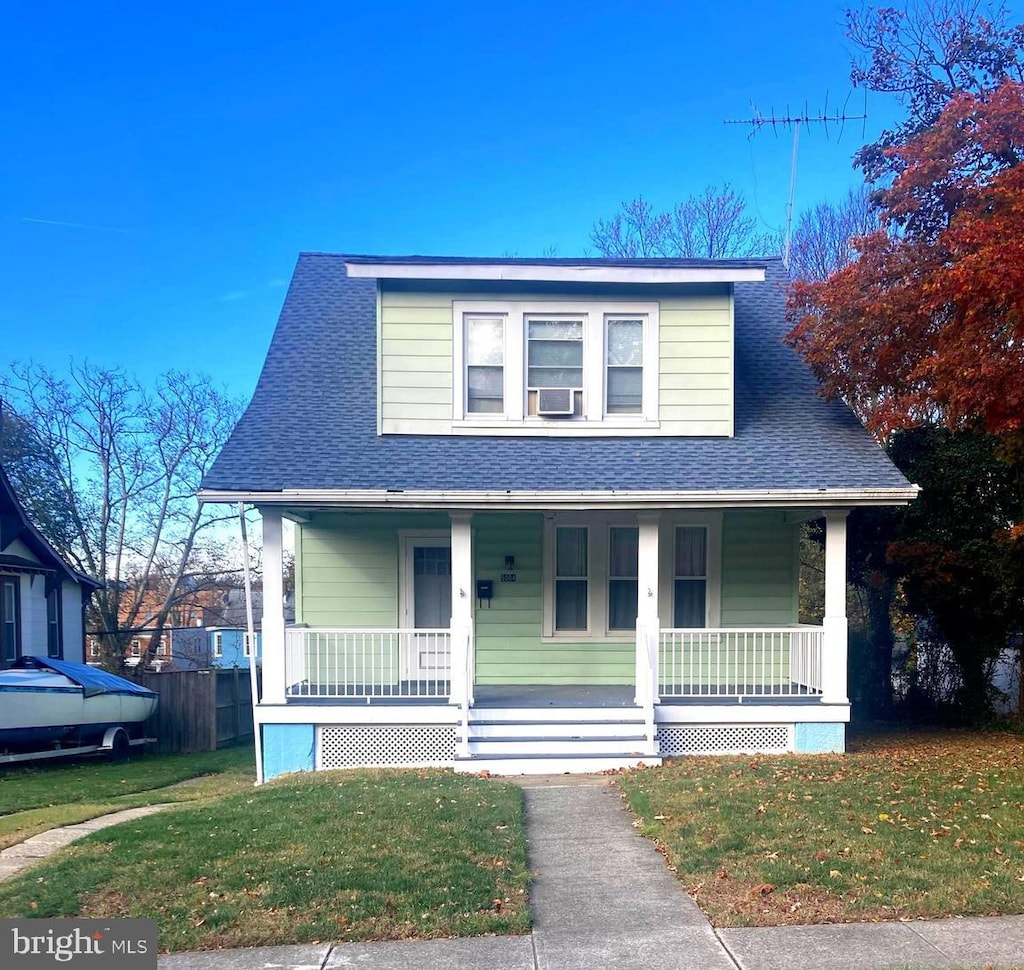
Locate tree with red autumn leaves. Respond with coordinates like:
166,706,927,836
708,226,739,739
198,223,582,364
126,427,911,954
788,79,1024,437
788,78,1024,717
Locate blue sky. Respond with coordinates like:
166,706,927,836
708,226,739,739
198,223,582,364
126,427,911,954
4,0,1015,400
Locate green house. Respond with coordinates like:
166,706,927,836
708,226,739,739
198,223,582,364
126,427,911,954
200,254,918,780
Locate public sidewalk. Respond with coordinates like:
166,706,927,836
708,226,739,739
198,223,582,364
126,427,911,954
4,785,1023,968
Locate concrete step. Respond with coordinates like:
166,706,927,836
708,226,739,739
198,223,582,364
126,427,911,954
468,706,642,722
467,735,650,756
468,719,646,739
454,752,662,775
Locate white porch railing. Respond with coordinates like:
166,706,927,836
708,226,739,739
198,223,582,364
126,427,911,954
659,627,824,699
285,628,451,701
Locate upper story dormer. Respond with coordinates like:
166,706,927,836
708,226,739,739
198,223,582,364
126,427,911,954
344,255,767,438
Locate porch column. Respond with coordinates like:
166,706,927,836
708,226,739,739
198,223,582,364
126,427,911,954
822,509,850,704
259,506,287,705
635,512,661,705
449,512,474,705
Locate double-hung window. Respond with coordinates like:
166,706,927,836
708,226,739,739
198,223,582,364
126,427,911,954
605,318,644,414
527,317,584,417
607,526,639,631
554,526,588,632
673,526,708,627
46,586,62,659
454,301,657,427
465,315,505,414
545,518,641,638
1,577,19,668
213,632,223,658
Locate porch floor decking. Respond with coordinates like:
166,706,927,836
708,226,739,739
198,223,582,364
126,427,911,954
476,685,822,707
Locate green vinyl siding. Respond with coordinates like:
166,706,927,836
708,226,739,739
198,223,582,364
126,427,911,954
294,510,634,686
379,283,733,436
379,292,454,432
293,508,800,688
472,513,633,685
720,510,799,626
658,288,732,435
296,510,450,627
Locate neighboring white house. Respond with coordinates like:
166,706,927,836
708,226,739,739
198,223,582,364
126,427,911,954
1,463,99,667
199,253,919,780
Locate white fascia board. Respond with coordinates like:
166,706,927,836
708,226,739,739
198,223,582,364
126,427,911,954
344,262,766,284
655,703,851,724
253,704,459,725
199,485,920,511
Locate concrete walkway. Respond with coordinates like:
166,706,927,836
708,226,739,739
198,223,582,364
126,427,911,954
0,805,171,882
525,783,736,969
4,784,1023,968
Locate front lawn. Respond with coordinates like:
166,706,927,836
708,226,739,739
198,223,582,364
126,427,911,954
617,728,1024,926
0,769,530,952
0,746,255,849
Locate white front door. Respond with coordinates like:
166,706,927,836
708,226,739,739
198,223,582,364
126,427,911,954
400,536,452,680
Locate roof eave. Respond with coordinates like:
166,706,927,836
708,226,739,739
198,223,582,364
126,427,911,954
199,486,920,511
344,262,766,285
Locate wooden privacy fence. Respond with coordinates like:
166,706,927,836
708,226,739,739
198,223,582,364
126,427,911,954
137,668,258,753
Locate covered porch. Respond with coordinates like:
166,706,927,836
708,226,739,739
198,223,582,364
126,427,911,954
254,502,852,775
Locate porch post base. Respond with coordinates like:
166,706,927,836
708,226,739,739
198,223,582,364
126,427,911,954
262,723,315,780
821,614,849,705
794,722,845,753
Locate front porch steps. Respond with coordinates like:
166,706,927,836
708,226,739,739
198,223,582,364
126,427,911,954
453,706,661,775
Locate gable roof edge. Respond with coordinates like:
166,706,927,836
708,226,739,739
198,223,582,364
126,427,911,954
0,463,101,590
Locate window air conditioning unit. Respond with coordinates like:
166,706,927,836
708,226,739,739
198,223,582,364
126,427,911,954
536,387,575,416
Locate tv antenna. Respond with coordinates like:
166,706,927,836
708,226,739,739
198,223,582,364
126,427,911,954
724,93,867,267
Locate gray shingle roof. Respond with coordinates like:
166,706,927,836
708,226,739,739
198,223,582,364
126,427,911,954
201,253,912,495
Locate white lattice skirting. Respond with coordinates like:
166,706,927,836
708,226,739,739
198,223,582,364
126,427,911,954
317,725,457,769
657,724,793,756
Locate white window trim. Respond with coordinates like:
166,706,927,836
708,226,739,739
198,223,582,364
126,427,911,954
243,632,254,658
542,511,722,639
213,632,223,658
453,300,659,430
542,513,645,641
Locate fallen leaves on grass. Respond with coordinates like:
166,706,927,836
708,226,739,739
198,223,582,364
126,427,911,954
616,728,1024,928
